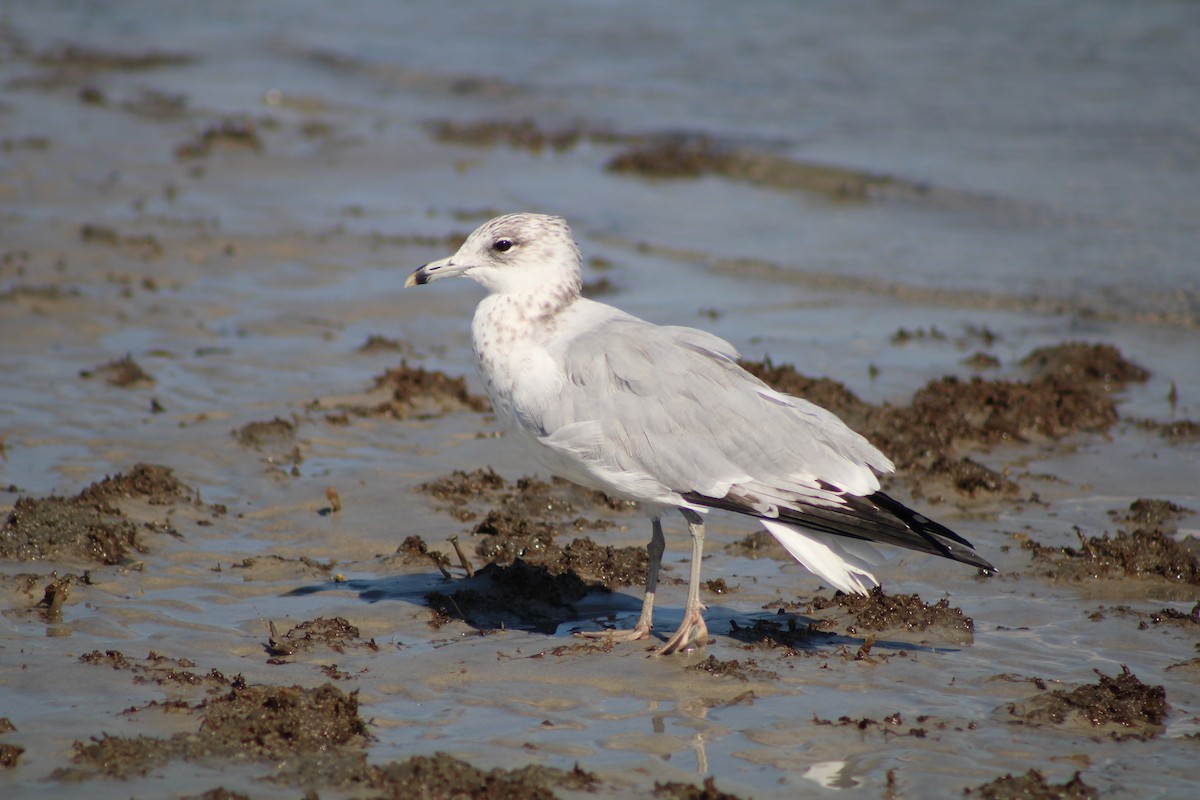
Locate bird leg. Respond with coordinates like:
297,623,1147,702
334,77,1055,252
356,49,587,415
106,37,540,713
658,509,709,655
580,518,665,642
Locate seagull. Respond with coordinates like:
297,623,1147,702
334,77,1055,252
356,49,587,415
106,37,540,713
406,213,994,654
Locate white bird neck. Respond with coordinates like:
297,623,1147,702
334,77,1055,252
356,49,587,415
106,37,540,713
474,271,581,330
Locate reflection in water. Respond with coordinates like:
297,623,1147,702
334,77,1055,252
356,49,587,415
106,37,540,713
803,759,858,790
648,697,714,774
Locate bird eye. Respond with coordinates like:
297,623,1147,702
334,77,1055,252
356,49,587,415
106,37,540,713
493,238,514,253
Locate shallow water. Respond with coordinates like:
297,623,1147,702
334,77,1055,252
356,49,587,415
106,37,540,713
2,2,1199,798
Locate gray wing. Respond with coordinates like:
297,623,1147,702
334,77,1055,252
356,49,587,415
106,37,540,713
535,313,893,510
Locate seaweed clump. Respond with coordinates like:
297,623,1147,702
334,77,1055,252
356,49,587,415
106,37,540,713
0,464,194,564
965,769,1097,800
1006,666,1168,740
744,341,1148,500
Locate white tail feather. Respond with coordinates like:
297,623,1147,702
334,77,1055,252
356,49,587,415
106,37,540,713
760,519,880,595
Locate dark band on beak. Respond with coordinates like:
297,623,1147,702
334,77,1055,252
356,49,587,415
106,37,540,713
405,256,460,288
405,264,435,288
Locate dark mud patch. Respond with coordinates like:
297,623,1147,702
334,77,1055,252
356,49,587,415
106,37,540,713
418,466,510,513
893,362,1127,442
1108,498,1194,529
184,790,250,800
426,558,591,634
373,361,490,415
427,117,624,153
426,118,949,207
461,509,562,561
1090,603,1200,629
419,467,633,520
0,464,198,564
744,341,1148,500
79,353,155,387
1157,418,1200,442
0,744,23,769
0,282,81,307
1,491,142,566
79,649,232,692
654,775,746,800
789,588,975,643
333,361,489,419
416,468,646,591
65,655,610,796
390,534,454,573
33,43,196,72
687,655,779,682
607,135,909,202
366,229,470,254
0,137,50,154
726,615,851,657
78,223,165,260
811,711,932,738
201,683,366,755
3,569,90,604
234,416,296,447
0,716,22,767
35,573,83,622
363,753,598,799
59,647,698,799
58,682,368,781
265,617,379,657
118,86,189,120
1165,657,1200,676
524,639,618,658
1006,666,1168,740
174,118,264,159
582,275,619,297
232,554,336,584
80,462,196,506
234,417,302,473
356,333,416,355
1143,604,1200,626
962,351,1002,371
965,769,1097,800
890,325,948,345
1022,528,1200,585
7,38,194,92
473,526,646,590
732,590,972,656
1020,342,1149,388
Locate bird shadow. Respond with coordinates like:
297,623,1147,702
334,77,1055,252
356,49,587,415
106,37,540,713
285,562,952,656
720,609,961,657
285,559,627,636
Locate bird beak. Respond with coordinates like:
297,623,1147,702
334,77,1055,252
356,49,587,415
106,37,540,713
405,255,465,287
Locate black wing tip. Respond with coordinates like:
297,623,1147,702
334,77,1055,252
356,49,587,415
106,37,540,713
956,551,998,574
681,488,997,573
865,491,996,571
866,491,972,544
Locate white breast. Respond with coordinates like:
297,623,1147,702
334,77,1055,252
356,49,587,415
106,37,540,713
472,295,564,432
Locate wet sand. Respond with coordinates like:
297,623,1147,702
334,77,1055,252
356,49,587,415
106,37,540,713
3,6,1200,799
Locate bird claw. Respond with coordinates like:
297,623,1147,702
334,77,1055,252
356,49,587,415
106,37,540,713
656,610,709,656
576,625,651,643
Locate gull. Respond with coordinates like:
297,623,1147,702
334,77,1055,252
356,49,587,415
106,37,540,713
406,213,994,654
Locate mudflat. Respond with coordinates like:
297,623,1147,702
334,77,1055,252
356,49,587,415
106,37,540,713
2,5,1199,799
